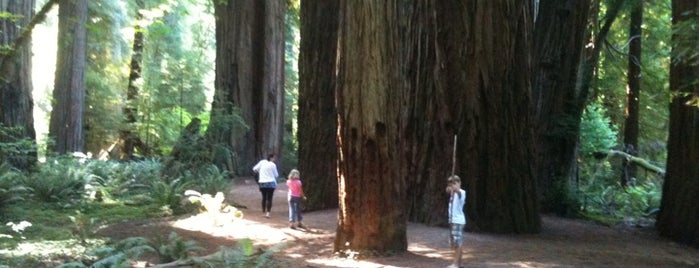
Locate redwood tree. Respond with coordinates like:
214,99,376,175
532,0,592,214
49,0,89,154
621,0,643,186
656,0,699,247
297,0,339,210
120,0,145,160
334,0,409,252
457,1,540,233
208,0,285,173
0,0,40,168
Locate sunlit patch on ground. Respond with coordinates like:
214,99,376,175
170,213,292,246
0,239,103,258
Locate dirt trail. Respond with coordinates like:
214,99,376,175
101,178,699,267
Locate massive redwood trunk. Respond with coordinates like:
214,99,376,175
532,0,592,215
334,0,408,253
656,0,699,247
297,0,339,210
49,0,88,154
0,0,38,168
458,1,540,233
209,0,285,174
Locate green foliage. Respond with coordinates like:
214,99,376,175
106,158,162,199
23,157,95,203
180,165,231,195
147,178,192,215
132,0,212,156
0,124,37,169
205,108,250,175
155,232,204,263
594,0,670,168
0,164,28,213
579,102,618,156
84,0,130,155
68,212,102,247
672,15,699,67
577,104,661,224
282,1,300,174
56,236,155,268
208,239,286,268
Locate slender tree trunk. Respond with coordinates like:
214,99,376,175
297,0,339,210
120,0,145,160
657,0,699,247
532,0,591,215
208,0,285,174
0,0,38,169
621,0,643,186
49,0,88,154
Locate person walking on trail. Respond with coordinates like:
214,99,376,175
286,169,306,229
252,153,279,218
446,175,466,268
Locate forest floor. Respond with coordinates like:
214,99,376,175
99,178,699,268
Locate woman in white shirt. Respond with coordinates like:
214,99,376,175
252,153,279,218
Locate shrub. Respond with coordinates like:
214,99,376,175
24,157,94,203
183,165,230,195
147,178,192,215
155,232,204,263
0,164,28,213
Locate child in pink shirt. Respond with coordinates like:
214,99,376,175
286,169,306,229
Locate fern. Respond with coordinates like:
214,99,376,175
0,164,28,213
156,232,204,263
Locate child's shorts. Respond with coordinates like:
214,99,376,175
450,223,464,247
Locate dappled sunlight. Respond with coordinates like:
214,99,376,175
306,258,410,268
408,241,450,259
170,213,291,246
0,239,101,258
480,261,567,268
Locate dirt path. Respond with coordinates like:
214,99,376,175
101,179,699,267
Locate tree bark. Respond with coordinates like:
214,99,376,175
334,0,408,253
403,0,454,226
0,0,39,169
621,0,643,186
456,1,540,233
208,0,285,174
532,0,592,215
120,0,145,160
48,0,88,154
656,0,699,247
297,0,339,210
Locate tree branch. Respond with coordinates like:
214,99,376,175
607,149,665,176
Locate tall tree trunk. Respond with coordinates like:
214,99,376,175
208,0,285,174
458,1,540,233
657,0,699,247
297,0,339,210
259,0,285,164
49,0,88,154
0,0,40,169
403,0,454,226
120,0,145,160
532,0,592,215
621,0,643,186
334,0,408,253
